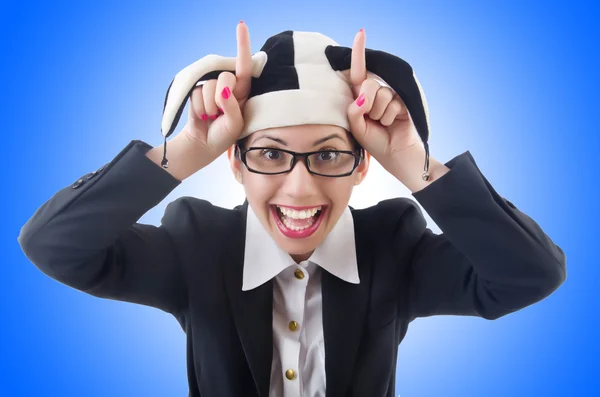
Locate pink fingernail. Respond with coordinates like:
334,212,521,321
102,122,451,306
221,86,231,99
209,114,218,120
201,114,208,121
359,28,364,32
356,93,365,107
218,107,223,113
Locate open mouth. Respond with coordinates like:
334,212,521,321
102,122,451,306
270,204,327,238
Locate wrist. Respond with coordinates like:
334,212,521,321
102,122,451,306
146,130,211,182
388,143,450,193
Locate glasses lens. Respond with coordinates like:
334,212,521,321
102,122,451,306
308,151,356,176
245,148,294,173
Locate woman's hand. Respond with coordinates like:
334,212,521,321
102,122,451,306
345,29,423,176
146,22,254,181
183,21,253,162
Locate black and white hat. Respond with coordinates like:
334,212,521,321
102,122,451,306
160,30,432,180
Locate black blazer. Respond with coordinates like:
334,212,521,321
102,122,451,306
18,140,566,397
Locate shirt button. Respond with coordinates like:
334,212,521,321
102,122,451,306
294,269,304,280
85,171,97,180
285,369,296,380
288,321,299,331
72,179,84,189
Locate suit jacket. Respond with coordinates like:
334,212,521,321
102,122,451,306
18,140,567,397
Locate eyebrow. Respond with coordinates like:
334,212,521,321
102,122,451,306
252,133,346,147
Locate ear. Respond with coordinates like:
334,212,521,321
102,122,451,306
354,151,370,186
227,145,243,184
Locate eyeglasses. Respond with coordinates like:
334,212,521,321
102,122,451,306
238,146,363,177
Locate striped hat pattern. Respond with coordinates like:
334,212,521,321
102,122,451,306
160,30,432,180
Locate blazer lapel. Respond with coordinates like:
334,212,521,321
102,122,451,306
222,202,372,397
322,208,373,397
223,201,273,397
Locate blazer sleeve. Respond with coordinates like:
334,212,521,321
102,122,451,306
400,150,566,320
17,139,190,314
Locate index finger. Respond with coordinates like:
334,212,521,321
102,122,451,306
350,28,367,92
234,21,252,99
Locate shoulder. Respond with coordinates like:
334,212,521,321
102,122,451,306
159,196,244,259
350,197,427,244
351,197,425,225
162,196,239,222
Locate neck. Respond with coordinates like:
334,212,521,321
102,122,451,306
291,250,313,264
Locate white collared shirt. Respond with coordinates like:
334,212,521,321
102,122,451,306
243,204,360,397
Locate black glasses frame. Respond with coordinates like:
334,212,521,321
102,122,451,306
237,146,364,177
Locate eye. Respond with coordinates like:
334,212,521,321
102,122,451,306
260,149,283,160
316,151,339,161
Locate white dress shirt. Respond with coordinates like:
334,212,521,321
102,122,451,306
242,204,360,397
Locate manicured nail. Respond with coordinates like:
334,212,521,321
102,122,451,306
209,114,218,120
218,107,223,113
359,28,364,32
356,93,365,107
201,114,208,121
239,20,244,24
221,86,231,99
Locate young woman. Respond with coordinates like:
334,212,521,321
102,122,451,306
18,22,566,397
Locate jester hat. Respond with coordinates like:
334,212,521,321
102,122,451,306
160,30,431,180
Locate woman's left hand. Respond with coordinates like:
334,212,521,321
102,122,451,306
345,29,422,171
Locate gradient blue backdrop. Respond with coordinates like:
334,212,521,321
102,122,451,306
2,0,597,396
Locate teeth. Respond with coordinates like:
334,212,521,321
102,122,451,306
275,205,323,231
282,215,315,231
276,205,322,220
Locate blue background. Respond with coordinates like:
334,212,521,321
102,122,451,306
2,0,598,396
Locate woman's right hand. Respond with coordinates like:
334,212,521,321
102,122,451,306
182,21,253,164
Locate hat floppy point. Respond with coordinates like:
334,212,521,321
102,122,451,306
156,51,267,168
160,30,431,180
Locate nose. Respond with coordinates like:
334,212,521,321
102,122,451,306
281,157,319,199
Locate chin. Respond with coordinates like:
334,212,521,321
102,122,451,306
277,238,319,263
280,238,319,254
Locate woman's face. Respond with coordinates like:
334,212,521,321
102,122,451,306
229,124,369,263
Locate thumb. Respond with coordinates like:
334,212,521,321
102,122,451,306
219,85,244,133
347,93,368,144
347,94,389,157
208,85,245,151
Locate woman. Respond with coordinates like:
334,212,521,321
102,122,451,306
18,22,566,397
